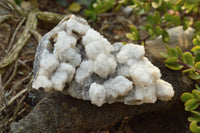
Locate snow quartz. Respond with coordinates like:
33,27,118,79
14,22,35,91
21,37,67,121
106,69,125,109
32,15,174,107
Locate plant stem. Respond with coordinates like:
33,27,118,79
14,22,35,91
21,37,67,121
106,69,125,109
177,60,200,73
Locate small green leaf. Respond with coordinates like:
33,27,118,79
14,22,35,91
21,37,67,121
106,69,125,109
167,46,178,57
155,26,163,36
183,68,195,73
185,99,200,111
196,84,200,91
164,14,174,22
160,52,170,58
183,17,190,30
188,116,200,122
189,72,200,80
186,0,200,4
195,62,200,70
173,15,180,26
195,53,200,62
165,63,183,70
126,33,140,41
181,92,195,102
164,57,178,64
68,2,82,12
152,0,162,9
195,21,200,31
153,11,161,25
190,121,200,133
176,47,185,62
191,46,200,55
183,52,194,66
193,38,200,46
162,30,169,43
192,90,200,101
191,111,200,117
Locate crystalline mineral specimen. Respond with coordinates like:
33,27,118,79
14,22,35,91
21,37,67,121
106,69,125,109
32,15,174,107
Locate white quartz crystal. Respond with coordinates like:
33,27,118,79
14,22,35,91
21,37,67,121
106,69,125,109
89,83,106,107
156,79,174,101
75,60,94,84
117,44,144,64
32,15,175,107
105,76,133,98
94,54,117,77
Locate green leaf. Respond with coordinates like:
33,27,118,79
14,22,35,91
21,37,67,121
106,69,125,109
195,62,200,70
160,52,170,58
165,63,183,70
190,121,200,133
186,0,200,4
166,46,178,57
84,9,97,20
191,46,200,55
126,33,140,41
173,15,180,26
189,72,200,80
195,21,200,31
162,30,169,43
176,47,185,62
155,26,163,36
193,38,200,46
188,116,200,122
196,84,200,91
151,0,162,8
192,90,200,101
195,53,200,62
68,2,82,12
164,57,178,64
191,111,200,117
145,24,156,39
183,52,194,66
185,99,200,111
183,68,195,73
181,92,195,102
183,17,190,30
164,14,174,22
153,11,161,25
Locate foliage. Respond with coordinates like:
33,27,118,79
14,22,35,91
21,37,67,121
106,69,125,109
84,0,115,21
181,86,200,133
160,7,200,132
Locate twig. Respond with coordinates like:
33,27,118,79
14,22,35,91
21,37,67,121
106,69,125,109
0,1,11,11
30,29,42,43
0,15,13,24
0,11,38,69
7,17,26,52
8,107,26,123
0,88,28,111
37,11,65,24
5,72,32,98
0,74,2,106
17,59,32,71
3,0,25,16
1,61,17,91
177,60,200,74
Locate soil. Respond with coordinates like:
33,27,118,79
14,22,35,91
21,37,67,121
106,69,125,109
0,0,191,133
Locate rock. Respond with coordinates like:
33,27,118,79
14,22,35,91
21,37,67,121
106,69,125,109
32,14,174,106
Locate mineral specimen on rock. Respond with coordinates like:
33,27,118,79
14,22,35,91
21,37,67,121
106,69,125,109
32,14,174,107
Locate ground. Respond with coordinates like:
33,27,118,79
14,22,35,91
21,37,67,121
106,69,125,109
0,0,191,133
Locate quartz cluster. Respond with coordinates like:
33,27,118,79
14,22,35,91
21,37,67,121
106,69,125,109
32,15,174,107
